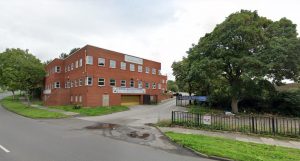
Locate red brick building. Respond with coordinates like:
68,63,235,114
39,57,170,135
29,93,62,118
43,45,168,107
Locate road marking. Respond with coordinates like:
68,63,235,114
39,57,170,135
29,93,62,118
0,144,10,153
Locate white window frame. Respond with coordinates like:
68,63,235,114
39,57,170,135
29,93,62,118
98,78,105,86
71,81,74,88
71,63,74,70
75,96,78,102
86,56,93,65
79,79,83,86
109,60,116,68
79,58,83,67
145,67,150,74
138,65,142,73
120,62,126,70
68,65,70,71
130,64,135,71
55,66,61,73
98,58,105,66
79,95,82,102
158,83,161,89
86,76,93,86
152,68,156,75
75,60,78,68
55,82,60,88
138,81,143,88
130,79,134,88
152,82,156,89
120,80,126,87
110,78,116,86
74,80,78,87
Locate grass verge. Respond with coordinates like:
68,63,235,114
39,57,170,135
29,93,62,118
49,105,129,116
0,97,67,119
165,132,300,161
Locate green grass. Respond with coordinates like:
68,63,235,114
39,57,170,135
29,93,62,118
31,100,43,106
165,132,300,161
49,105,129,116
0,97,67,119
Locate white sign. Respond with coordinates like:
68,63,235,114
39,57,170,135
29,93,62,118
43,89,51,94
203,115,211,125
112,87,145,94
124,55,143,65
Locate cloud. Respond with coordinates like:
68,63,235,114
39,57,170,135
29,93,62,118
0,0,299,80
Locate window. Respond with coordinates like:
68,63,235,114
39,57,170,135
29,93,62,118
162,79,165,84
120,80,126,87
86,77,93,86
79,58,83,67
158,83,161,89
138,66,142,72
75,60,78,68
64,82,67,88
65,67,67,73
70,96,73,102
152,83,156,89
110,60,116,68
158,70,161,75
55,66,61,73
75,96,78,102
71,81,74,88
68,65,70,71
110,79,116,86
152,68,156,75
130,79,134,88
67,81,70,88
145,67,150,73
130,64,135,71
55,82,60,88
71,63,74,70
120,62,126,70
86,56,93,65
98,78,105,86
79,79,83,86
98,58,105,66
145,82,149,89
74,80,78,87
138,81,143,88
79,95,82,102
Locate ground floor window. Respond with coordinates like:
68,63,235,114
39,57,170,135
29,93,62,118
86,76,93,86
145,82,149,88
55,82,60,88
110,78,116,86
152,83,156,89
138,81,143,88
121,80,126,87
130,79,134,88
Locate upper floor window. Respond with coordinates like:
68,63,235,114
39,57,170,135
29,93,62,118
98,58,105,66
110,60,116,68
74,80,78,87
55,82,60,88
145,82,149,89
152,68,156,75
71,63,74,70
130,64,135,71
120,80,126,87
55,66,61,73
158,83,161,89
86,76,93,86
110,78,116,86
98,78,105,86
71,81,74,88
75,60,78,68
138,66,142,72
158,70,161,75
86,56,93,65
67,65,70,71
152,83,156,89
145,67,150,74
79,79,83,86
120,62,126,70
79,58,83,67
138,81,143,88
130,79,134,88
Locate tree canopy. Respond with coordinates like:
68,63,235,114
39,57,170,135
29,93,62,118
172,10,300,113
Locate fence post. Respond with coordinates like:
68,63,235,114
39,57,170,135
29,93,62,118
272,117,275,135
171,111,174,123
197,113,200,126
251,116,255,133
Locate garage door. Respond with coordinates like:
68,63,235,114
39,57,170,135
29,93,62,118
121,95,140,106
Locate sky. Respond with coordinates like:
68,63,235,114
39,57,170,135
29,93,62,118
0,0,300,80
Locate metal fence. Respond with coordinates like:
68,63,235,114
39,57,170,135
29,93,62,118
171,111,300,137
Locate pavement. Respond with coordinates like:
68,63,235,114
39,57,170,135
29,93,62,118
0,92,212,161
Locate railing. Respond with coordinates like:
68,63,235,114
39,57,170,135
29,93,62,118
171,111,300,137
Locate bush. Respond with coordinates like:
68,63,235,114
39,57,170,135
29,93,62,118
73,104,82,109
156,119,172,127
271,90,300,117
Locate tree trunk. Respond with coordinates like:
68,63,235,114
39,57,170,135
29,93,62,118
26,93,30,106
11,90,15,100
231,97,238,113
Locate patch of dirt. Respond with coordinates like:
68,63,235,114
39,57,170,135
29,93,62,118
127,131,150,139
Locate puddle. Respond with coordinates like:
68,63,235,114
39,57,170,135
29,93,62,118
85,123,119,130
127,131,150,139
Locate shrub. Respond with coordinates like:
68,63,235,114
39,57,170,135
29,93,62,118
73,104,82,109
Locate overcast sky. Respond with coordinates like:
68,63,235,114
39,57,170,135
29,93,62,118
0,0,299,80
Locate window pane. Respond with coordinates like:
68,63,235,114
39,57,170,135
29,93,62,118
138,66,142,72
110,79,116,86
130,64,135,71
110,60,116,68
98,58,105,66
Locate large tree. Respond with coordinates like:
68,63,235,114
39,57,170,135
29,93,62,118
0,48,45,103
179,10,300,113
